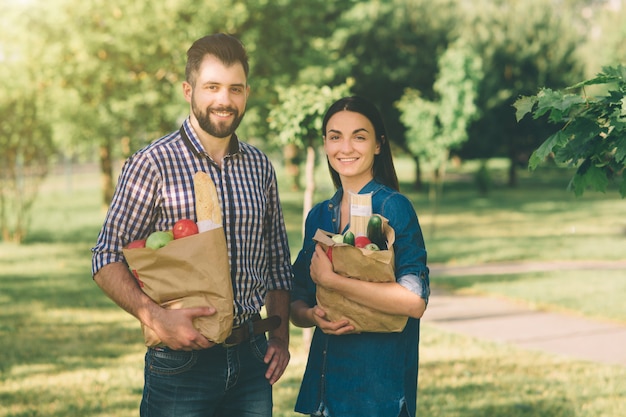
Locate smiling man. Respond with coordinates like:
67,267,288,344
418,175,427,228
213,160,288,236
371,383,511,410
91,33,293,417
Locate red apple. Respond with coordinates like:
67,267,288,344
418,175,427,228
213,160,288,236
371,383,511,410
131,269,144,287
172,219,199,239
355,236,372,248
126,239,146,249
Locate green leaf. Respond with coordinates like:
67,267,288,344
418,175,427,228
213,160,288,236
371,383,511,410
585,164,610,193
535,90,586,123
528,131,569,170
567,164,608,196
513,95,536,122
568,174,585,197
554,119,602,164
615,135,626,164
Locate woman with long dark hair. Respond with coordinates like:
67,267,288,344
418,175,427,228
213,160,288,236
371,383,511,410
291,96,430,416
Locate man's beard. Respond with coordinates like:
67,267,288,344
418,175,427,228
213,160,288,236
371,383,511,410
192,100,245,139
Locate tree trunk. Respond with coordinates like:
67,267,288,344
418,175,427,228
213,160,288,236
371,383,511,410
99,139,114,209
301,143,317,349
302,145,316,237
413,155,423,191
283,143,302,191
508,156,518,187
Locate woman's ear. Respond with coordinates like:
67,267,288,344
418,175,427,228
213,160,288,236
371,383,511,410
375,135,384,155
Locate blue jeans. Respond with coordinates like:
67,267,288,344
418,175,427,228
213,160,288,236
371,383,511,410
140,333,272,417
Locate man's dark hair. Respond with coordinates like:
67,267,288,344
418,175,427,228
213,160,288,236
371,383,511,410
185,33,249,86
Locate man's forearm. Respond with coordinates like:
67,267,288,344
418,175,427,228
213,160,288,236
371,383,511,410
93,261,160,328
265,289,290,344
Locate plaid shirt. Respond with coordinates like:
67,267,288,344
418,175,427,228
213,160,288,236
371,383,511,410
91,118,293,325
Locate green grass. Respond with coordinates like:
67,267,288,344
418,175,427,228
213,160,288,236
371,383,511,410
417,326,626,417
434,269,626,324
1,158,625,416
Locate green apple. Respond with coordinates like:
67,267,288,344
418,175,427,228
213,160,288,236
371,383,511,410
145,231,174,249
331,234,344,244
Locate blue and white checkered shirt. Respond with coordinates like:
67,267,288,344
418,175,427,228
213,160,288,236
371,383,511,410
92,118,293,325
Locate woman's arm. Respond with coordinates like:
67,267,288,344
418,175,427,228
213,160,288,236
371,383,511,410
310,245,427,319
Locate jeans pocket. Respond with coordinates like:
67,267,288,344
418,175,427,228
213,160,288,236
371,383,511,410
249,334,268,364
146,348,198,376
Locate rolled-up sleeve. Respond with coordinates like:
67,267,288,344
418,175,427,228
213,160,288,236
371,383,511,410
398,272,430,305
265,169,293,291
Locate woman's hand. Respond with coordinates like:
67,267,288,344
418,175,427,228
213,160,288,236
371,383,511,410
310,244,336,288
310,305,356,335
290,300,355,335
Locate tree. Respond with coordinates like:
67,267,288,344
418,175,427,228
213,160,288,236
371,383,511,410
54,0,349,207
514,65,626,197
268,81,353,233
397,41,482,182
324,0,462,188
55,0,200,208
457,0,587,186
0,2,58,243
396,41,482,233
576,0,626,78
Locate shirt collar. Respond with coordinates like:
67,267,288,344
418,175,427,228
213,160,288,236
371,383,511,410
180,117,244,159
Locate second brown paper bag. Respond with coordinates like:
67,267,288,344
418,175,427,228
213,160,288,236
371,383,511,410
313,218,408,333
123,227,233,346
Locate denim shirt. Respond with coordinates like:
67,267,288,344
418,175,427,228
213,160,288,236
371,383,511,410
292,180,430,417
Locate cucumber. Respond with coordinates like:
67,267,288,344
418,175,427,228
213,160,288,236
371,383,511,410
343,231,355,246
366,215,386,250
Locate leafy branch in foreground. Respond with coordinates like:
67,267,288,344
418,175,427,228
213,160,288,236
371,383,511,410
514,65,626,197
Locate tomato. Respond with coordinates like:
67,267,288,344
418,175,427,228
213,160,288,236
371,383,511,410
355,236,372,248
126,239,146,249
172,219,199,239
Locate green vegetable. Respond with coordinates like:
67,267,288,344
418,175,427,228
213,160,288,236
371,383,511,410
366,215,386,250
331,234,344,244
343,231,355,246
364,243,380,251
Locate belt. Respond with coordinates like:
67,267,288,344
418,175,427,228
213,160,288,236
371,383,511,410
223,314,281,347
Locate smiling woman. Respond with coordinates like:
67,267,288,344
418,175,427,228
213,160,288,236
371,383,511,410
290,96,430,417
323,110,381,196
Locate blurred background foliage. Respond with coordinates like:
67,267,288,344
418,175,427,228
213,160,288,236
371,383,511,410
0,0,624,242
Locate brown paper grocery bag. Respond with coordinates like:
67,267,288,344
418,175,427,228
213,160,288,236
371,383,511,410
313,219,408,333
123,227,233,346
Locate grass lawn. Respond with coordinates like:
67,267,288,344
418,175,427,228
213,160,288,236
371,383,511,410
1,157,625,416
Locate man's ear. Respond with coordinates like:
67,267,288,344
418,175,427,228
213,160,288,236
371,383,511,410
182,81,192,103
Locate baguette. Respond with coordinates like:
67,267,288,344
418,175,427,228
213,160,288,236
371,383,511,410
193,172,222,224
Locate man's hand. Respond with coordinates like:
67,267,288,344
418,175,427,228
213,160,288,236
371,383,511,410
150,306,217,351
264,336,290,385
264,289,291,385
